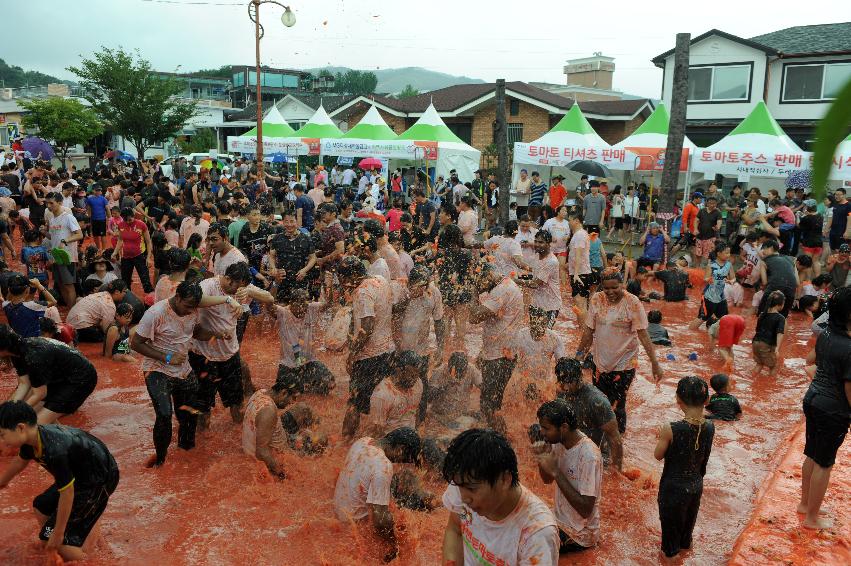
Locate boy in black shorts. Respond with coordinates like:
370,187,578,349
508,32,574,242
0,401,120,562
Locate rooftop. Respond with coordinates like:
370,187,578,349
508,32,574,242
750,22,851,55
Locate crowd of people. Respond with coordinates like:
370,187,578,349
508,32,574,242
0,149,847,564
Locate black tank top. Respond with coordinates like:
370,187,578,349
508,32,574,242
660,419,715,490
763,254,797,289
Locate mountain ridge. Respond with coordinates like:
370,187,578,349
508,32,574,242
307,66,485,95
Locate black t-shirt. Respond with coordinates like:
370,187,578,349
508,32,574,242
269,231,315,276
11,338,96,387
648,322,671,346
830,201,851,236
696,208,722,239
798,213,824,248
19,424,118,491
626,279,642,297
414,201,438,237
655,269,690,302
400,226,427,253
143,198,174,224
763,254,797,290
1,173,20,193
706,393,742,421
806,327,851,420
753,312,785,346
238,223,274,269
558,383,616,446
0,269,18,296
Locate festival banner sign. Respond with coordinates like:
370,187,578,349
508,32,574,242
513,142,632,169
320,139,440,160
227,136,310,155
692,149,813,178
624,147,689,172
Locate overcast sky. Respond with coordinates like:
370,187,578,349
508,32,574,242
6,0,846,98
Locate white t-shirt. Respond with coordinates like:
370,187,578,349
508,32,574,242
398,251,414,279
47,210,81,262
275,303,321,368
542,218,571,254
135,299,200,379
334,437,393,522
483,235,523,278
398,282,444,355
551,436,602,548
531,253,562,312
442,484,559,566
479,278,524,361
458,209,479,246
568,229,592,275
367,257,391,281
212,246,248,276
190,277,246,361
342,168,357,185
515,227,538,263
367,377,423,437
511,327,565,373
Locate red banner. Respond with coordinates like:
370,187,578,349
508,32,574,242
627,146,689,172
414,141,438,160
303,138,321,156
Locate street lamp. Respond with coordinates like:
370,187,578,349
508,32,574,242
248,0,295,179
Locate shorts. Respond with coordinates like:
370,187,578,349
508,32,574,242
675,232,695,248
716,315,746,348
76,326,106,343
277,361,335,395
480,357,517,414
695,237,716,257
614,217,624,230
349,351,393,414
529,305,559,328
91,219,107,236
52,263,77,286
751,340,777,368
698,297,728,323
803,391,849,468
189,351,244,410
43,371,97,415
34,469,119,548
570,273,596,298
800,246,823,256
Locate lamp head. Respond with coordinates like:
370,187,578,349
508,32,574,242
281,7,296,27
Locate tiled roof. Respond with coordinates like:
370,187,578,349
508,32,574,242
750,22,851,55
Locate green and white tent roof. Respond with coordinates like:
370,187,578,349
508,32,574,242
241,106,296,138
294,104,343,139
398,103,466,143
615,103,697,150
703,101,802,154
532,103,608,147
342,105,397,140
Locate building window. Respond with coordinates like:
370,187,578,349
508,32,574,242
509,99,520,116
783,62,851,101
687,64,750,102
232,72,244,88
507,123,524,144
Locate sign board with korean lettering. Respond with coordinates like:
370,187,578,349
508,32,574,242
624,146,689,172
692,149,813,178
226,136,310,156
513,142,632,169
320,139,438,159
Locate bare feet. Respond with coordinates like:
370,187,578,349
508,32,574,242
796,502,808,514
802,515,833,529
144,455,163,468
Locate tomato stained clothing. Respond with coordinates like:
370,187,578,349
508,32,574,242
551,436,603,548
397,282,444,355
479,278,525,361
154,277,179,303
483,235,523,278
242,389,288,457
333,437,394,522
351,276,394,363
212,247,248,276
531,252,562,312
66,291,116,331
367,377,423,436
179,217,210,248
511,327,565,372
117,218,149,259
568,229,592,275
584,291,649,373
191,277,245,361
135,299,200,379
275,302,321,368
442,484,559,566
430,364,482,421
378,243,402,280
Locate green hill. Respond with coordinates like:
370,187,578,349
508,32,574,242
0,58,64,88
308,66,484,95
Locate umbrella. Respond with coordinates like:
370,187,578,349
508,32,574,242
21,137,54,161
266,152,288,163
358,157,382,170
199,158,227,169
115,150,136,162
565,160,612,177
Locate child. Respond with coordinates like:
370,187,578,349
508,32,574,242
164,218,180,248
103,303,134,362
708,314,746,371
107,206,122,248
654,376,715,560
691,242,734,330
39,317,77,346
508,201,518,222
652,257,691,302
752,290,786,376
705,373,742,421
20,230,49,286
0,400,120,562
388,231,413,279
626,266,650,301
647,310,671,346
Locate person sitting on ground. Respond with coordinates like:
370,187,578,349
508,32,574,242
85,255,118,288
241,372,300,479
333,427,423,563
511,313,566,399
705,373,742,421
0,325,98,424
365,350,425,439
708,314,746,371
103,303,134,363
441,428,559,566
752,290,786,377
652,257,692,302
1,273,61,338
626,266,653,302
638,222,669,269
39,317,76,346
269,287,335,395
553,357,623,470
0,401,120,563
532,399,602,553
654,376,714,560
428,351,481,427
647,310,671,346
65,280,128,342
280,402,328,455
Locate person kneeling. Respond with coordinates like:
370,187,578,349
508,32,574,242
241,374,300,479
0,401,120,563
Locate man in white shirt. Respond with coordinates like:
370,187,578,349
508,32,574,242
513,168,532,217
516,215,539,264
45,192,83,307
342,167,356,186
457,196,479,247
515,230,562,326
533,400,602,552
568,211,594,311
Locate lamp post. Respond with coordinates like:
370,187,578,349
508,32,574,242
247,0,295,180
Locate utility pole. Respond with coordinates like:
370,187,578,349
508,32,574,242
659,33,690,214
494,79,510,225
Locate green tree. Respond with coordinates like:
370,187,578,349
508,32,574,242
398,84,419,99
176,127,218,155
299,71,315,91
334,70,378,95
0,58,63,88
812,78,851,200
68,47,199,161
20,97,103,163
188,65,232,79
